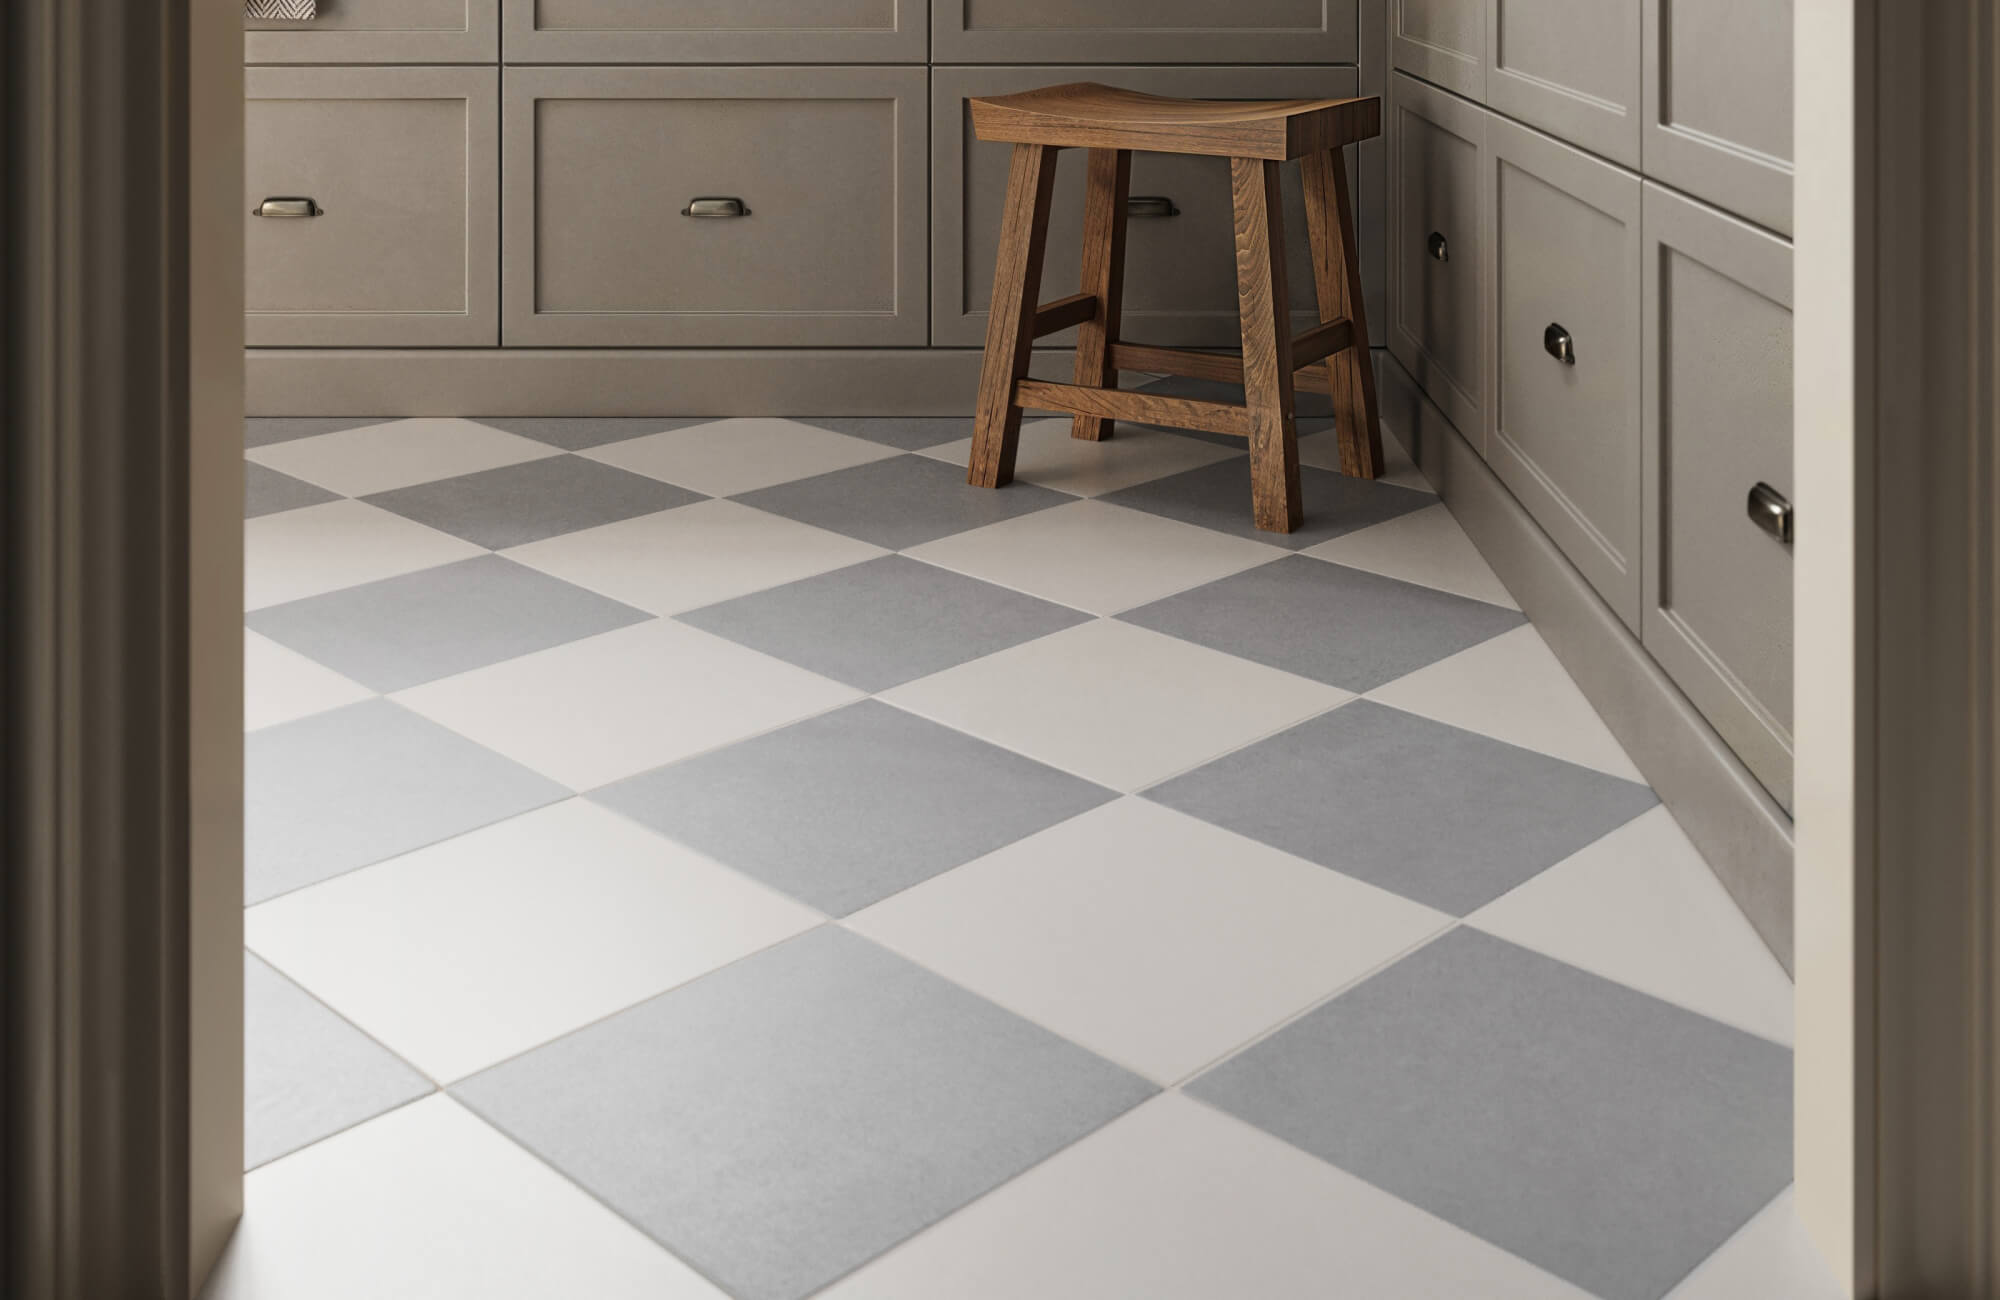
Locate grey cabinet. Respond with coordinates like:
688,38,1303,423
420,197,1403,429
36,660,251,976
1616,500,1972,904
1486,0,1640,168
932,0,1358,65
1487,114,1643,626
1389,72,1485,448
501,67,928,348
246,66,499,347
1640,0,1792,234
501,0,928,64
1641,182,1793,806
1391,0,1485,99
245,0,499,64
932,65,1359,349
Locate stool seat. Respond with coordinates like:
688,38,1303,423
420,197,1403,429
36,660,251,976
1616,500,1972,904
971,82,1381,162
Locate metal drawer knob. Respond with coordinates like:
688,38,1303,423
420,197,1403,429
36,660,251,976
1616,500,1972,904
1127,196,1180,218
1747,482,1793,545
682,196,751,218
1427,230,1449,262
253,196,321,219
1544,322,1575,365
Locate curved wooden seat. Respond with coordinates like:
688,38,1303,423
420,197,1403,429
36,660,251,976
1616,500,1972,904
970,82,1381,161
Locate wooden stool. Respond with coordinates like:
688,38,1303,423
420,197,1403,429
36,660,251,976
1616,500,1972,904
965,83,1384,534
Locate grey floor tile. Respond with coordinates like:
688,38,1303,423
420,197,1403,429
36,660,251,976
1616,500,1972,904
246,416,387,449
1120,554,1525,692
1145,701,1657,914
245,952,432,1169
593,701,1116,915
245,698,567,903
246,461,339,519
733,454,1071,550
1189,928,1791,1300
454,926,1155,1300
246,555,651,692
469,416,710,452
792,416,978,451
361,455,703,549
1098,457,1434,550
677,554,1089,692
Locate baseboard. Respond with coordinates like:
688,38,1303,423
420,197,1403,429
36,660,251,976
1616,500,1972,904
1377,353,1796,972
246,348,1079,417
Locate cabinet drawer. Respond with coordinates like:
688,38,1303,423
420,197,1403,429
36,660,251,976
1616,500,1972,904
1392,0,1485,99
501,0,927,64
931,0,1356,64
1641,184,1793,807
1389,73,1485,446
246,67,498,347
502,67,927,347
1487,115,1642,625
1641,0,1792,234
933,66,1360,349
245,0,498,64
1487,0,1639,167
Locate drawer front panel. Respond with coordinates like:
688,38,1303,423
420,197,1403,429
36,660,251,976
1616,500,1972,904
502,0,927,64
504,67,927,347
1641,0,1792,234
1641,183,1793,806
932,0,1357,64
246,67,498,346
1488,116,1642,625
1392,0,1485,99
246,0,498,63
1390,72,1485,446
1486,0,1640,167
934,66,1361,349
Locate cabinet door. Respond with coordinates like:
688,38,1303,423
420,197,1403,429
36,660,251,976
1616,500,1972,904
1641,183,1793,807
1486,0,1640,167
245,0,499,64
1487,115,1643,625
502,67,928,347
931,0,1357,64
246,67,498,347
1393,0,1485,100
501,0,927,64
933,65,1360,349
1640,0,1792,234
1390,73,1486,447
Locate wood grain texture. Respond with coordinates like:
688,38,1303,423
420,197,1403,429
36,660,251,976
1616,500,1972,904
1303,146,1384,477
1231,156,1302,533
1107,342,1336,396
971,83,1379,162
1014,379,1252,438
1289,316,1355,369
1071,148,1131,441
1032,291,1099,339
968,142,1058,488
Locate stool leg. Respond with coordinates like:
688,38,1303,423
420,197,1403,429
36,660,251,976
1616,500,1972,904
1071,148,1131,442
970,143,1059,488
1302,147,1385,479
1230,156,1302,534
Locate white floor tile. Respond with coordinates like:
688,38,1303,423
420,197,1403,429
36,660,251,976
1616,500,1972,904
917,418,1240,497
393,618,860,790
504,500,888,616
818,1093,1593,1300
199,1095,724,1300
1468,805,1794,1045
848,798,1446,1083
1366,624,1644,780
880,619,1348,792
245,630,372,731
248,799,820,1081
247,418,558,498
1297,424,1431,492
1303,503,1518,609
582,417,898,497
904,500,1284,616
246,500,485,611
1664,1189,1844,1299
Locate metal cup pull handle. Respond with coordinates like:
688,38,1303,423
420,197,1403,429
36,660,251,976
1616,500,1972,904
1127,196,1181,218
253,196,321,219
682,196,751,218
1427,230,1449,262
1544,322,1575,365
1747,482,1793,545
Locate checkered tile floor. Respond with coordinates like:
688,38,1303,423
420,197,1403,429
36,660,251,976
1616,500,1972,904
211,393,1832,1300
